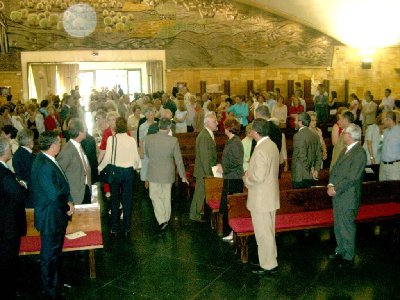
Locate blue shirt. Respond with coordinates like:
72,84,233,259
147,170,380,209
381,125,400,162
226,103,249,126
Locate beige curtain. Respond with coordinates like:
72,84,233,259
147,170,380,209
146,61,163,93
30,64,57,101
57,64,79,95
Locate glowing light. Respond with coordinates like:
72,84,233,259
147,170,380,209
334,0,400,48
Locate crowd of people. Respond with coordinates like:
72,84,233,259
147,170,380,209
1,82,399,298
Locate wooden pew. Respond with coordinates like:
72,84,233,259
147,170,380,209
19,203,103,279
204,176,224,236
228,180,400,263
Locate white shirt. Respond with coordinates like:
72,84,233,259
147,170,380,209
345,141,358,154
380,96,394,111
205,126,215,141
256,136,270,148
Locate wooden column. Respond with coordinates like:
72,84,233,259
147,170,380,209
287,80,294,99
247,80,254,96
304,79,313,110
266,80,274,92
224,80,230,96
344,79,349,104
323,80,330,94
200,81,206,96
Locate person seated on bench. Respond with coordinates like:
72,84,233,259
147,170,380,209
215,118,244,241
0,137,27,299
243,119,280,276
31,131,75,299
327,124,366,268
291,112,322,188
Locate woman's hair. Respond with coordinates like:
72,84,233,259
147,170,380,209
115,117,127,133
224,117,241,135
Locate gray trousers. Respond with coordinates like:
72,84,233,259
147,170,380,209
190,177,205,220
333,205,358,261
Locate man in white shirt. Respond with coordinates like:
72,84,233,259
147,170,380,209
379,88,395,111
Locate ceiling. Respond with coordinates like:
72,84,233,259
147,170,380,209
236,0,400,48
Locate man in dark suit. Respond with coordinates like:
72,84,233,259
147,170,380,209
145,118,187,230
57,118,92,205
291,112,322,188
327,124,367,267
190,112,218,222
31,131,75,299
12,129,35,207
0,137,27,299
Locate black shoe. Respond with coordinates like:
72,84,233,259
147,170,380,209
328,252,342,260
338,258,354,268
252,266,278,276
159,222,168,231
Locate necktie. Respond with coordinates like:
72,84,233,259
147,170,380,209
79,146,91,186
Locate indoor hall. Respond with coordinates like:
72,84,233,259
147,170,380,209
15,182,400,299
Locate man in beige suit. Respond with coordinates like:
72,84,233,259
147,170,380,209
243,118,280,275
145,118,187,230
57,118,91,204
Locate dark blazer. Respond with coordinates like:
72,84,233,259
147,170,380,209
12,147,35,188
31,152,72,235
194,128,217,178
291,127,322,183
81,133,99,184
329,143,367,210
0,163,27,239
221,135,244,179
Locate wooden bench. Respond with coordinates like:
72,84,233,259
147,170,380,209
19,203,104,279
204,176,224,236
228,180,400,263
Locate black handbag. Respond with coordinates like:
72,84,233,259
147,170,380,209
100,136,117,184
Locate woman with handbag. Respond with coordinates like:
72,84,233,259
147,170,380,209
98,117,141,237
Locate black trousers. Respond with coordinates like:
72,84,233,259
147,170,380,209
40,231,66,298
220,178,244,235
0,236,21,299
292,179,317,189
82,185,92,204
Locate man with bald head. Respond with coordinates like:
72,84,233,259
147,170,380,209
190,112,218,222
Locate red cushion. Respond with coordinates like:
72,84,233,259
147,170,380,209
276,209,333,230
229,217,254,233
207,199,220,210
20,231,103,253
357,202,400,221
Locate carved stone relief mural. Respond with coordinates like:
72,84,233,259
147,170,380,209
1,0,339,71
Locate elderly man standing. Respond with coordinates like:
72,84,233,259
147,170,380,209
379,111,400,181
328,124,366,267
190,112,218,222
243,118,280,276
57,118,92,205
145,118,187,230
291,112,322,188
31,131,75,299
0,137,27,299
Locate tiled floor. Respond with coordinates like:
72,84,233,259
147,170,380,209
17,182,400,299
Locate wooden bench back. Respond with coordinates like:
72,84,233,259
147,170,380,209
228,193,251,219
227,180,400,218
25,203,102,236
204,176,224,204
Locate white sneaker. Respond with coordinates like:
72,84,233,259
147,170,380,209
222,231,233,241
120,212,123,220
105,192,111,198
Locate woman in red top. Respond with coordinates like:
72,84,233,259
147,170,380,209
288,96,304,129
44,105,62,132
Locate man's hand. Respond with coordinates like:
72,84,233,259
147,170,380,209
182,177,189,185
67,201,75,216
327,186,336,197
